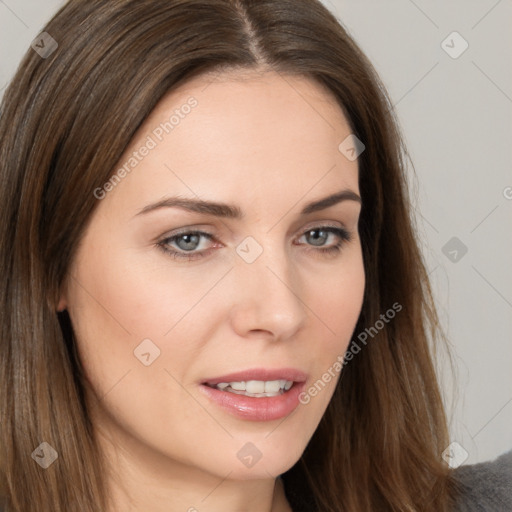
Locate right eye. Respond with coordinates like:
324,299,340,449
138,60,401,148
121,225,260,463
157,230,217,261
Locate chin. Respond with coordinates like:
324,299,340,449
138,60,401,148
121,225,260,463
205,428,309,480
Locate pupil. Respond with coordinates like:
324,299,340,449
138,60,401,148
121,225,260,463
177,234,199,251
308,229,327,246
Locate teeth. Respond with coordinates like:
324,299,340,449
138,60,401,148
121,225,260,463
264,380,281,393
246,380,265,393
212,379,294,396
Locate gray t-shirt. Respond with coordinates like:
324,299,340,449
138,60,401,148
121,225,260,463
452,449,512,511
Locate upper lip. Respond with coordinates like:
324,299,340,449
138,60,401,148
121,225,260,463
201,368,308,386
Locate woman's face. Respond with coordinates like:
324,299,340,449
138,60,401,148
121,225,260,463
60,70,365,482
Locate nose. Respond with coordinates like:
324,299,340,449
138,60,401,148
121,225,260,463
228,241,307,341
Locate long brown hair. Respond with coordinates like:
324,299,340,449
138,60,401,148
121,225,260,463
0,0,459,510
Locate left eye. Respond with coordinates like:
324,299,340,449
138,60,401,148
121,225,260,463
157,226,352,261
297,226,349,248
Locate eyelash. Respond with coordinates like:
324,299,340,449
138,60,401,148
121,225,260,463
156,225,352,261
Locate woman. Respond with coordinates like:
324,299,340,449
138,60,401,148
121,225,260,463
0,1,510,511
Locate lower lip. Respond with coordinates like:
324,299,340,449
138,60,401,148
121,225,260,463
199,382,305,421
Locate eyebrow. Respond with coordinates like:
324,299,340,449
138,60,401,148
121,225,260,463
134,188,361,219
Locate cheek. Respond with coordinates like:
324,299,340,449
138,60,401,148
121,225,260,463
66,239,237,433
66,251,228,467
298,248,365,408
312,246,365,351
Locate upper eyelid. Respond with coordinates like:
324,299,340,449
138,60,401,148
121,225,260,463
160,219,351,239
164,222,346,237
160,224,350,248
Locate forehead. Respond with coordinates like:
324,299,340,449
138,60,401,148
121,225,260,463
102,70,359,215
154,68,351,151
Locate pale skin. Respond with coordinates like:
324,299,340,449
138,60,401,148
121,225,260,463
58,69,365,512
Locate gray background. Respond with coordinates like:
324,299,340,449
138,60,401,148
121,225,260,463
1,0,510,465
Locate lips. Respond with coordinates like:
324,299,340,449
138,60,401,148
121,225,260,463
199,367,308,422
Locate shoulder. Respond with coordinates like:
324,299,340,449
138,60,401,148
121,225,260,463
452,449,512,511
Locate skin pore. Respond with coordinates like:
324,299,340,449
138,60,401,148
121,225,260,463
57,69,365,512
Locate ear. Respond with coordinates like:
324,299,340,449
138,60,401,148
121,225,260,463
56,296,67,312
56,281,68,312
